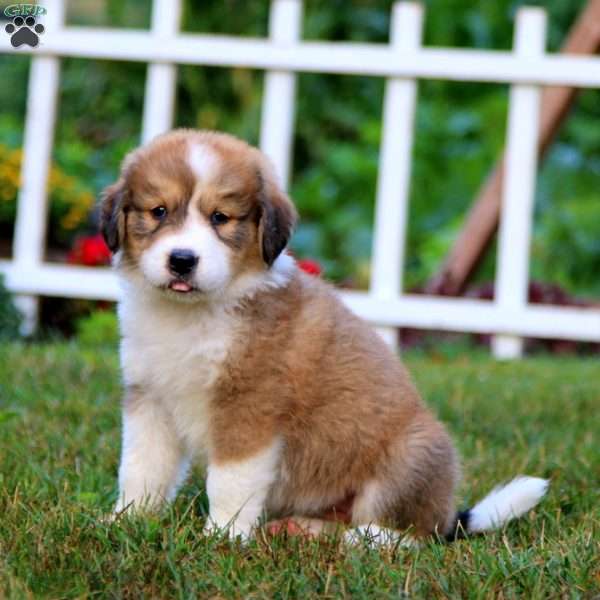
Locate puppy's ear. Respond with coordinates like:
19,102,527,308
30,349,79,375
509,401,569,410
100,179,128,253
257,168,297,267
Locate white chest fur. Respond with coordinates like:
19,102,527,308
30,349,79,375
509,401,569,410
118,286,240,456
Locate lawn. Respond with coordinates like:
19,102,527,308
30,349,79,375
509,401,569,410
0,341,598,598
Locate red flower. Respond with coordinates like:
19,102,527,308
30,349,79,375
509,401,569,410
297,258,322,276
68,234,112,266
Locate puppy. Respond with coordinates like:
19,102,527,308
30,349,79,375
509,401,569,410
101,129,547,543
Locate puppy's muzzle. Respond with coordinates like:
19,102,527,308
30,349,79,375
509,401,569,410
168,249,198,277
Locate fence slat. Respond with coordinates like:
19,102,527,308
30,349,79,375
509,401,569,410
11,0,65,335
492,9,546,359
141,0,182,143
370,2,423,347
259,0,302,190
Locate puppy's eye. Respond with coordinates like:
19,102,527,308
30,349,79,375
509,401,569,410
150,206,167,220
210,211,230,226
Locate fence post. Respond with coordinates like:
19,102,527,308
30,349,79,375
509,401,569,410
370,2,423,348
492,8,546,359
259,0,303,190
141,0,182,143
11,0,65,335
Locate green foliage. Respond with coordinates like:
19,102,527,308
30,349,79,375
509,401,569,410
0,275,21,339
0,1,598,294
75,310,119,347
534,193,600,297
0,112,96,247
1,342,598,596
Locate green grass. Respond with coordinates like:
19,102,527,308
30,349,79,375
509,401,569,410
1,341,598,598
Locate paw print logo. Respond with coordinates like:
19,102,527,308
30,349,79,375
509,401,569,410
5,16,45,48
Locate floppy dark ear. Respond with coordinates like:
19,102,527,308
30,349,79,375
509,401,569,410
99,179,127,253
258,178,297,267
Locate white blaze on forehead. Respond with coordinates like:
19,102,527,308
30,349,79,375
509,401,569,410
188,143,220,182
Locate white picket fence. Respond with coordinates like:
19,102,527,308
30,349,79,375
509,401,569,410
1,0,599,358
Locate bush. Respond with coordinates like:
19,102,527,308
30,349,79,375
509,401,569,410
75,310,119,347
0,142,95,247
0,275,21,339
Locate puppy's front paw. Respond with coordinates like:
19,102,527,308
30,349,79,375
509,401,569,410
204,517,254,542
97,504,133,525
98,512,118,525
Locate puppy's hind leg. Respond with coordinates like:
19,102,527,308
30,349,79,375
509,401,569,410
115,389,187,514
265,517,339,538
343,480,418,548
346,418,459,547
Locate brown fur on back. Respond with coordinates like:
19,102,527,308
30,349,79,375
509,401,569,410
210,271,459,534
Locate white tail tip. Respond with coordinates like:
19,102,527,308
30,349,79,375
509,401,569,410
468,476,549,533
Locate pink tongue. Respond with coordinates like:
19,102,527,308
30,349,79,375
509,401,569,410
170,281,192,292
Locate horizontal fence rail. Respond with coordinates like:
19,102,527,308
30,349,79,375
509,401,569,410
1,260,598,343
1,0,599,357
3,29,600,87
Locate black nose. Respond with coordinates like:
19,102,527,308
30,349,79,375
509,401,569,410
169,249,198,276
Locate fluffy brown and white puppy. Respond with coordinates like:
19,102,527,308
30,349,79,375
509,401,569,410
101,129,547,543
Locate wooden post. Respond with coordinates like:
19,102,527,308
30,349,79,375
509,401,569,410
426,0,600,297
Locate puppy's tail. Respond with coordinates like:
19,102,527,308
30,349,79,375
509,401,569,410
446,476,549,541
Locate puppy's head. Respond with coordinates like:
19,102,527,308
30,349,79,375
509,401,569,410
100,129,297,301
